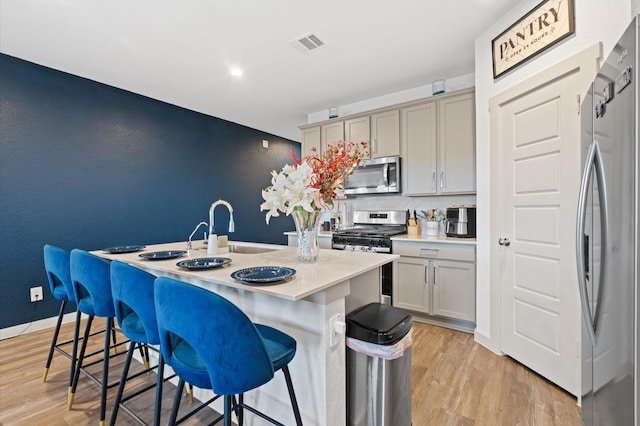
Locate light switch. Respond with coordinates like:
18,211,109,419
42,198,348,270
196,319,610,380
262,139,269,148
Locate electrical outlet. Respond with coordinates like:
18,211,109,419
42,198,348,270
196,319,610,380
329,313,346,347
30,286,43,302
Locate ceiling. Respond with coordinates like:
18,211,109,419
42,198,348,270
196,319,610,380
0,0,519,141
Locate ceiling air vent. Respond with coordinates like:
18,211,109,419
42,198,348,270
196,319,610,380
289,33,325,53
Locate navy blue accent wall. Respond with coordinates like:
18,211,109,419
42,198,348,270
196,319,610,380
0,54,300,329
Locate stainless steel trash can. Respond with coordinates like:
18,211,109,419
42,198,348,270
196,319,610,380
346,302,412,426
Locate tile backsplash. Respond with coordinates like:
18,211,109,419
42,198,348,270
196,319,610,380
327,194,476,227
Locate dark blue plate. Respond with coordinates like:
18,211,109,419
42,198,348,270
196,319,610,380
176,257,232,270
231,266,296,284
139,250,186,260
103,245,146,254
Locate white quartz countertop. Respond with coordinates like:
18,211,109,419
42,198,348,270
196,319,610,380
286,230,476,244
92,240,397,301
392,234,477,244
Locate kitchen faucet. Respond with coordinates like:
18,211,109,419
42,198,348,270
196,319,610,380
208,199,234,254
187,221,208,249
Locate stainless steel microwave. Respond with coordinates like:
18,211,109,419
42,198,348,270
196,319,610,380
344,155,400,195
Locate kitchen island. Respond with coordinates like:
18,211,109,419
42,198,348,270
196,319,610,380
94,240,398,426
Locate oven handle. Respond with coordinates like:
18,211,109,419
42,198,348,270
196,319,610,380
331,243,391,254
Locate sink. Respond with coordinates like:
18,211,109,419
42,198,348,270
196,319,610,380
228,245,277,254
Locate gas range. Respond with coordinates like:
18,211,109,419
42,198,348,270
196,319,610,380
331,210,406,304
332,210,407,253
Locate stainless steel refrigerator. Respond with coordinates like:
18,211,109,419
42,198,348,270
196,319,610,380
577,16,639,425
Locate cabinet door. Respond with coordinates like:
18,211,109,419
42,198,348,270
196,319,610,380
371,110,400,158
321,121,344,151
344,116,370,158
401,102,437,195
301,126,321,157
438,92,476,193
394,257,430,313
431,259,475,321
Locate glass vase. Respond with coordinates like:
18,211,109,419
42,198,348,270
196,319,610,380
291,209,321,263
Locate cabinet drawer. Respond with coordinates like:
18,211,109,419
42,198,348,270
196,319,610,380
393,241,475,261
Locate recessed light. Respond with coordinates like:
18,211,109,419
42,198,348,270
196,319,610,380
230,67,243,77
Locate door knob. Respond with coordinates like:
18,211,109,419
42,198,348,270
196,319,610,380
498,237,511,246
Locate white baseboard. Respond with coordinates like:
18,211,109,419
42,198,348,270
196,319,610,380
0,312,76,340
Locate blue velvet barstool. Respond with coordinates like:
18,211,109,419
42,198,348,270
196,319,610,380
69,249,121,426
109,260,163,426
154,277,303,426
42,244,76,382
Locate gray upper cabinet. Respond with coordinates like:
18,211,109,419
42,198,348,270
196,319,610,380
402,89,476,196
299,88,474,192
344,112,400,160
401,102,437,194
301,126,321,157
344,116,370,157
321,120,344,152
371,109,400,158
438,91,476,194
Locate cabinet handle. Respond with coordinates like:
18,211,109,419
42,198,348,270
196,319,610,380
419,248,439,257
440,171,444,189
424,265,429,284
432,172,436,189
372,138,377,154
433,265,437,285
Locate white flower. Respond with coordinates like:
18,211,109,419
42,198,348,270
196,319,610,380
260,161,320,224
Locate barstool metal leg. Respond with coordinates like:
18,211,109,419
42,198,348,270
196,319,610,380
68,313,93,409
68,310,82,397
43,300,67,382
111,324,118,355
154,352,164,426
109,341,135,426
169,378,185,425
137,343,150,370
282,365,303,426
223,395,233,426
99,317,113,426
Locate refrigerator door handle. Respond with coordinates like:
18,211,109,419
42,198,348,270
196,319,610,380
576,140,609,345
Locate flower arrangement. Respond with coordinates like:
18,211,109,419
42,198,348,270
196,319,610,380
260,141,368,223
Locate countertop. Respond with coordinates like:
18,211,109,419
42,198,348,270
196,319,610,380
285,230,476,244
392,234,477,244
92,240,397,301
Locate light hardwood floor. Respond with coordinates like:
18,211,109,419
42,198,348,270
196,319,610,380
0,319,580,425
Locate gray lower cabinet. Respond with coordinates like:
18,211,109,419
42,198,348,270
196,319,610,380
431,259,475,321
393,240,476,329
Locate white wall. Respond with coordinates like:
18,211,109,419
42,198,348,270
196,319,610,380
473,0,633,351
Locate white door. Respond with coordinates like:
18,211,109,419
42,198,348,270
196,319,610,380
495,69,583,395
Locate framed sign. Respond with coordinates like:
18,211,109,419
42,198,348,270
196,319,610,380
492,0,574,78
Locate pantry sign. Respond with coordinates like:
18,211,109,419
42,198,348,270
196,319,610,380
492,0,574,78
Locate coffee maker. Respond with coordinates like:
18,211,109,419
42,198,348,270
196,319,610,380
445,206,476,238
